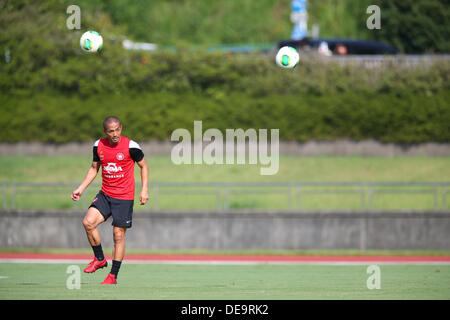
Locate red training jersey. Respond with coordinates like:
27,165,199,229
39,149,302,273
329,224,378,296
93,136,144,200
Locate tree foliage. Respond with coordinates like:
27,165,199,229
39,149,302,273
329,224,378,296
373,0,450,53
1,0,449,144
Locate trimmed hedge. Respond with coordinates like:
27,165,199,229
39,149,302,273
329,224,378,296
2,47,449,143
1,89,449,143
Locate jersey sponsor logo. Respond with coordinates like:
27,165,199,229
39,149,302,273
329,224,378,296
116,152,125,161
103,162,123,174
103,162,124,178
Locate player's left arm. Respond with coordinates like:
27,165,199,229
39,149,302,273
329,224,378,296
136,158,149,205
129,140,149,205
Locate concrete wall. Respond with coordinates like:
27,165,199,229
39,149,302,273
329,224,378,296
1,140,450,156
1,210,449,250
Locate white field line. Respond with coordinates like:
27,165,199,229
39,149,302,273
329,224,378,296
0,258,449,266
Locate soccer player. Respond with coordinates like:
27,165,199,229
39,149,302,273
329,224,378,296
71,116,149,284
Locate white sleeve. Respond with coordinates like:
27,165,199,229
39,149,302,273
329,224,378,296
129,140,142,150
129,140,144,162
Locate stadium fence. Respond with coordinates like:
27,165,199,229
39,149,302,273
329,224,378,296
2,182,450,212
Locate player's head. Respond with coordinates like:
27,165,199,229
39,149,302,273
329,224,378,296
103,116,122,144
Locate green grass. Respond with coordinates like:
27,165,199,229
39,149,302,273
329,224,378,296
0,263,449,299
1,248,450,256
1,155,449,183
0,155,449,210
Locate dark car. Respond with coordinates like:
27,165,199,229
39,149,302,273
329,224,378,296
278,38,398,55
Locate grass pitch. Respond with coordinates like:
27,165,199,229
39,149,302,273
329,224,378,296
1,155,449,183
0,262,449,300
1,155,449,211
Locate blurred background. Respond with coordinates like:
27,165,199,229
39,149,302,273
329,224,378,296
0,0,449,251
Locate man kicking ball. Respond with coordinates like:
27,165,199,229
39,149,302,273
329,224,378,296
71,116,149,284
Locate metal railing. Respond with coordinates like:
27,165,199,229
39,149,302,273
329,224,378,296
1,182,449,212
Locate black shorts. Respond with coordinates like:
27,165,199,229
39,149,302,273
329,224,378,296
89,191,134,228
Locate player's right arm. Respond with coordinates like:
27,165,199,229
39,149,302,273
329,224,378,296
72,140,102,201
71,161,100,201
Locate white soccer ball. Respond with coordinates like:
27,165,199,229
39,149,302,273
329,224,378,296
275,46,300,69
80,31,103,53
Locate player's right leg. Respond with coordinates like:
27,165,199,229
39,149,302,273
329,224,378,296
83,206,105,246
83,206,108,273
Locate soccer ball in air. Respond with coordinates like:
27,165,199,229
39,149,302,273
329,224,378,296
80,31,103,53
275,46,300,69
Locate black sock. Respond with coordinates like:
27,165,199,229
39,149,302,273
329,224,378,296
111,260,122,278
92,244,104,261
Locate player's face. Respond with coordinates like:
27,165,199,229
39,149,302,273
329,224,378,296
104,122,122,145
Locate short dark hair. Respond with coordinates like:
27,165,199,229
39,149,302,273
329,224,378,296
103,116,121,130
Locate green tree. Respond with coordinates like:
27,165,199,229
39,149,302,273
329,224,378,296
373,0,450,53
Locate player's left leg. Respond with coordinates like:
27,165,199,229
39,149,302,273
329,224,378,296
102,197,133,284
101,226,126,284
112,226,127,261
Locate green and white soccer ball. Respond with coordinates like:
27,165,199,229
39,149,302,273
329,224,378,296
275,46,300,69
80,31,103,53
